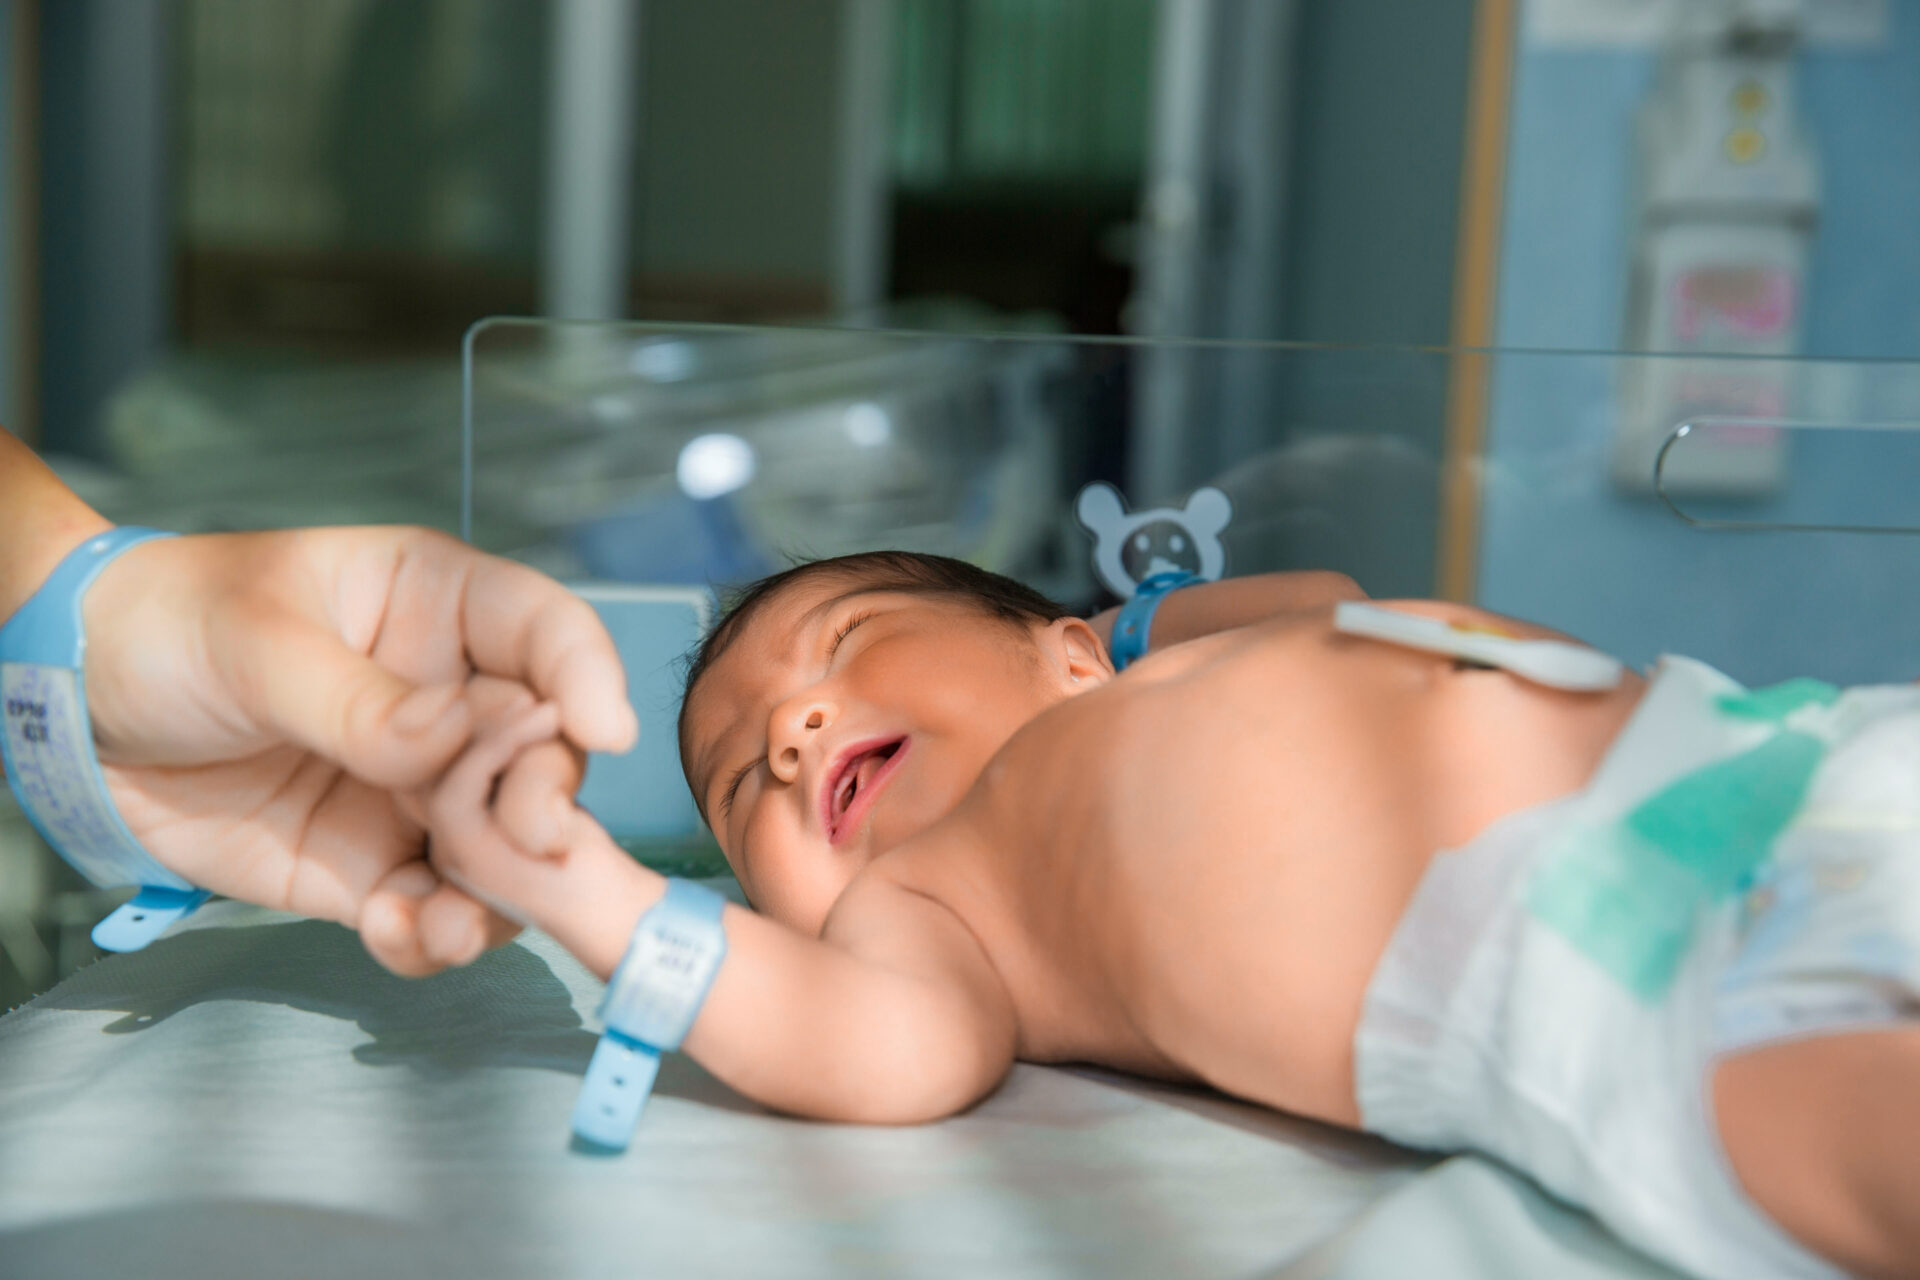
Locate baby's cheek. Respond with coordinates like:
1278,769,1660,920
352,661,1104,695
737,836,822,932
729,815,779,907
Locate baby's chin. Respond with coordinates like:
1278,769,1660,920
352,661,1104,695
730,842,920,935
726,791,967,927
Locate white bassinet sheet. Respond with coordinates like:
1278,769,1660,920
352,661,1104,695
0,899,1688,1280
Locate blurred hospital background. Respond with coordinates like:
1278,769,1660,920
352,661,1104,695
5,0,1920,1004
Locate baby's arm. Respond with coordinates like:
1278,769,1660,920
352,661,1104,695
427,711,1018,1124
1087,570,1364,654
690,872,1019,1122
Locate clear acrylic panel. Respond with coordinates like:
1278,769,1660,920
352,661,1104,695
78,355,468,536
462,320,1920,862
460,318,1084,594
464,319,1920,686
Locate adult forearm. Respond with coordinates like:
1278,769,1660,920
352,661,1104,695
1087,569,1365,652
0,428,114,625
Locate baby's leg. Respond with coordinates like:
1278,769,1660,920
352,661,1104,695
1713,1026,1920,1280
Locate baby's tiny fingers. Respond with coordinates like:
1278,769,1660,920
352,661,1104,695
427,704,562,910
392,685,543,831
433,702,562,827
494,738,585,858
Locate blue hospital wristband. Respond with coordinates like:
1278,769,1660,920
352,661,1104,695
572,877,729,1151
1108,571,1198,671
0,527,210,951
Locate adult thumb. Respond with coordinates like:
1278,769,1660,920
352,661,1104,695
227,610,472,790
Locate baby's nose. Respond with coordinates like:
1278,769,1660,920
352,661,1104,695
773,707,828,780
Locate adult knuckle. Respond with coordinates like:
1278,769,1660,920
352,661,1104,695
339,676,393,752
400,526,460,557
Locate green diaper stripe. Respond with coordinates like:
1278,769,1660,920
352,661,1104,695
1528,826,1712,999
1715,678,1839,722
1528,687,1829,1001
1622,729,1825,894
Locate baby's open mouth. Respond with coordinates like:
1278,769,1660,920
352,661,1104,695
824,737,907,843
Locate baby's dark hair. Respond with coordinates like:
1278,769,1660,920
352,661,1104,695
678,551,1068,779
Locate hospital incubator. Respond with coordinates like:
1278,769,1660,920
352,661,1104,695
460,319,1070,596
3,323,1920,1280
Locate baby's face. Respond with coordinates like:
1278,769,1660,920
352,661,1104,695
683,580,1105,933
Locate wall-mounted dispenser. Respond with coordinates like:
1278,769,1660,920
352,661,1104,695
1615,0,1820,495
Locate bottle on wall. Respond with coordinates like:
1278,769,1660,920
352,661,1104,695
1615,0,1820,496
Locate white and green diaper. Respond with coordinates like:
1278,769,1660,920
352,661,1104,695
1356,655,1920,1280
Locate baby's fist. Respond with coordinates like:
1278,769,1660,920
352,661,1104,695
424,686,563,925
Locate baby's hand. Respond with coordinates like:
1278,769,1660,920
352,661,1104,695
413,676,656,978
436,676,587,863
413,679,572,963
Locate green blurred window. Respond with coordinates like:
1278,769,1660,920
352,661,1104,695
893,0,1154,190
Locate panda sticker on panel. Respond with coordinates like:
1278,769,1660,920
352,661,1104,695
1075,482,1232,600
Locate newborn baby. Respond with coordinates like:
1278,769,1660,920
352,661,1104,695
426,552,1919,1280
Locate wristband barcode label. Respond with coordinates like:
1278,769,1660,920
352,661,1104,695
1,662,190,892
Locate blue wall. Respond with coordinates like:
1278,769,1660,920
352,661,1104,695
1479,5,1920,685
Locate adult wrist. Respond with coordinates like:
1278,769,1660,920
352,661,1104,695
0,519,109,783
0,516,114,632
0,431,114,627
0,527,210,949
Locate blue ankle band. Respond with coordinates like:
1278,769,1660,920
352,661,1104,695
1109,571,1198,671
572,877,729,1151
0,528,209,952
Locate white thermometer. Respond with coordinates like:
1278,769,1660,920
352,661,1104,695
1333,602,1625,692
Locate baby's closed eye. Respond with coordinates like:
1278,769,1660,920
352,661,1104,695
720,755,763,821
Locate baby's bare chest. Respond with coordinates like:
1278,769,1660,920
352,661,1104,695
912,630,1639,1123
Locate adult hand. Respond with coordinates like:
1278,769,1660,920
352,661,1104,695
74,526,634,975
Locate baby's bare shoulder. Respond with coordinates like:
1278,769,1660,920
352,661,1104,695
854,815,998,925
822,852,1020,1044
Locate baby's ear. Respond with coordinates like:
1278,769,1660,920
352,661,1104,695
1046,617,1115,688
